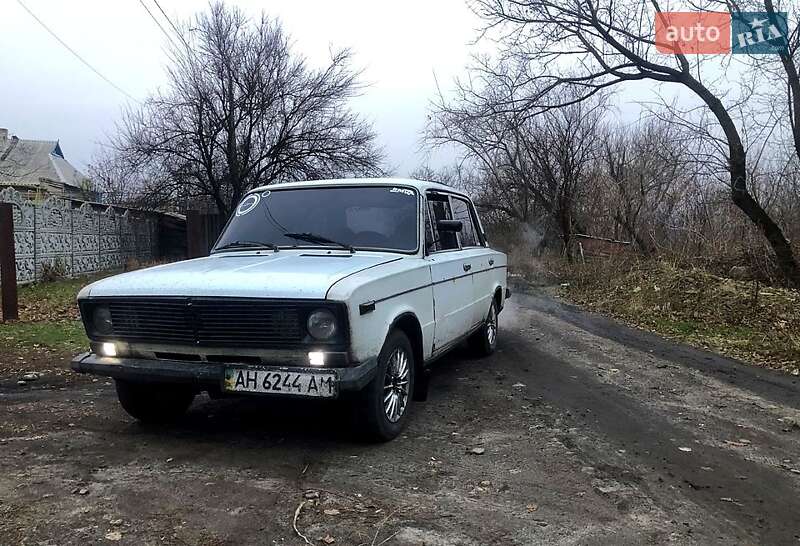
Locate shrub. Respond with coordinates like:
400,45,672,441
39,258,68,283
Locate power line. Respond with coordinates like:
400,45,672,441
151,0,192,51
14,0,139,103
137,0,181,51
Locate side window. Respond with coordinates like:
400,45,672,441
451,197,481,247
426,195,459,252
424,205,437,251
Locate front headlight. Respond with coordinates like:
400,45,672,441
307,309,337,340
93,306,113,335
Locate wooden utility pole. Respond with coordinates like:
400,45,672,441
186,210,204,258
0,203,19,321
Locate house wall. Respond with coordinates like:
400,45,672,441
0,188,161,284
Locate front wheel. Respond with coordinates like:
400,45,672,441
115,379,195,424
357,330,415,442
469,298,498,357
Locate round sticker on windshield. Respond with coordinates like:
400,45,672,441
236,193,261,216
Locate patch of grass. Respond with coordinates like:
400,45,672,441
1,273,113,352
653,318,700,336
17,274,113,323
0,321,87,351
553,259,800,374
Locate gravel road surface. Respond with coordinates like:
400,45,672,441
2,287,799,545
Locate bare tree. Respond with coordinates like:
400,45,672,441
428,80,608,254
601,118,694,255
471,0,800,286
114,2,385,217
88,148,179,209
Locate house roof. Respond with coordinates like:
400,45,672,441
0,135,88,190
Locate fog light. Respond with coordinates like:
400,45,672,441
308,351,325,366
100,342,117,357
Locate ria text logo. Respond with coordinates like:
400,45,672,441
655,11,788,55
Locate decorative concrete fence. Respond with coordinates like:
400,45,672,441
0,188,160,284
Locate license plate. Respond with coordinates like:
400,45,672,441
223,367,337,398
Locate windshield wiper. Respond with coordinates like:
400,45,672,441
283,232,355,253
215,240,279,252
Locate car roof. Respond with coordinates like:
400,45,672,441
248,177,468,198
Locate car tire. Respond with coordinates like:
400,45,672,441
115,379,195,424
469,298,498,357
357,329,415,442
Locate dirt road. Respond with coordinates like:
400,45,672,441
2,287,800,545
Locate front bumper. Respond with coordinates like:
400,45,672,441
71,352,379,394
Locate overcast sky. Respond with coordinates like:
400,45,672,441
0,0,492,177
1,0,681,183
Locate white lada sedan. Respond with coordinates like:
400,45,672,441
72,178,509,441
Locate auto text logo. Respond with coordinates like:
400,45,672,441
655,11,788,55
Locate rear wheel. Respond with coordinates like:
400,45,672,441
469,298,498,356
357,330,415,442
115,379,195,424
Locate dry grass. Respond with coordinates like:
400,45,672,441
531,257,800,374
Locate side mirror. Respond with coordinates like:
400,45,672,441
437,220,463,233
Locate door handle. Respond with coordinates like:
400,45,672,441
463,263,472,272
489,259,494,266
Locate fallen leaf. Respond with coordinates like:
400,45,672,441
469,447,485,455
320,535,335,544
323,509,340,516
526,503,539,512
104,531,122,541
678,447,692,452
724,440,749,448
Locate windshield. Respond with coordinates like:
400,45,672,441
214,185,419,253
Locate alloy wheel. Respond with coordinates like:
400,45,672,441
486,303,497,346
383,347,410,423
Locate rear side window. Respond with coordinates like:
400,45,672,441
451,196,481,247
426,195,459,252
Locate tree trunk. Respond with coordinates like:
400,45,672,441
729,151,799,287
615,214,654,257
686,78,800,287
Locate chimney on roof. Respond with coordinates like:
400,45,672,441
0,128,7,147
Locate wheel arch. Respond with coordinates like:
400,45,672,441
387,312,425,376
493,285,504,313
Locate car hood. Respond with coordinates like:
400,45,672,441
80,251,403,300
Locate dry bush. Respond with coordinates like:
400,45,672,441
39,259,67,283
124,257,142,272
561,259,800,373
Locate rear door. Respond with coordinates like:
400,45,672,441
424,192,473,351
450,195,495,325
